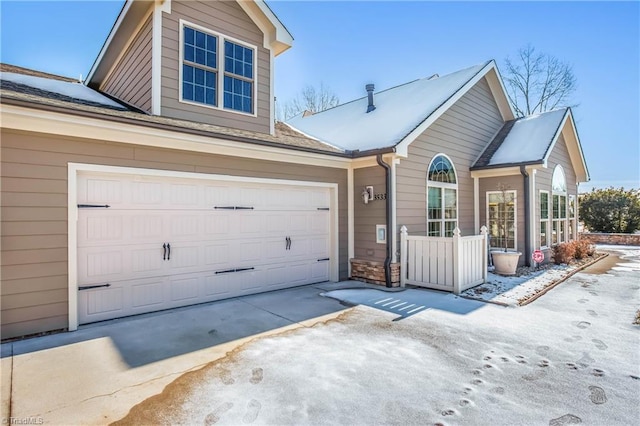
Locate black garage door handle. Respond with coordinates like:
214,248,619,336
167,243,171,260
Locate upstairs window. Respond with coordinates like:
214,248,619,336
224,41,253,113
180,22,255,114
182,26,218,106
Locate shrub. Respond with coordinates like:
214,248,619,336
552,242,575,265
573,239,595,260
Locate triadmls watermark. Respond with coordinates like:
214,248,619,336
2,417,44,425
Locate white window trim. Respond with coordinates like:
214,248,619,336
178,19,258,117
426,154,459,237
552,165,568,244
568,194,577,240
486,189,518,251
539,190,550,249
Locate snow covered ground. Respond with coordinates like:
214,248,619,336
115,246,640,426
462,245,640,306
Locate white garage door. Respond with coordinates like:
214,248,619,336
76,172,332,324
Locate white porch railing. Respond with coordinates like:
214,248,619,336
400,226,488,294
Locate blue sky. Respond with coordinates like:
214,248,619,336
1,1,638,191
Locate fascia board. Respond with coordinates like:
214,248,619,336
86,0,134,84
237,0,293,55
542,109,589,183
565,110,590,182
0,104,352,169
470,167,524,178
485,66,516,121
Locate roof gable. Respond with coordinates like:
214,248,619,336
472,108,589,182
286,60,515,154
87,0,293,87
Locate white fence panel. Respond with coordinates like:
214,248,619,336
400,226,487,294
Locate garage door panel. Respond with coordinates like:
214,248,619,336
266,214,287,233
169,276,200,302
131,181,163,205
80,177,124,204
131,246,165,273
77,172,333,324
311,261,330,281
169,244,200,270
83,214,124,242
310,237,330,257
131,279,164,309
203,273,234,297
131,214,163,239
204,185,231,208
204,213,231,235
170,183,199,206
204,243,231,266
83,285,124,317
168,214,201,240
83,249,124,279
238,212,265,235
238,187,263,208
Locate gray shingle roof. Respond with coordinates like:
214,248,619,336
0,63,344,155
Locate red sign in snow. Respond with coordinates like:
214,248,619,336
532,249,544,263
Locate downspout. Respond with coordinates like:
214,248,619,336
520,165,531,267
377,154,392,287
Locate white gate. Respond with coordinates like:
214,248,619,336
400,226,488,294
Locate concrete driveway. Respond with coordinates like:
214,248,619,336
1,281,381,425
2,248,639,425
114,248,637,425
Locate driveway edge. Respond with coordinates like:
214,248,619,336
518,253,609,306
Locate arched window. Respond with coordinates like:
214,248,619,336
427,154,458,237
552,166,567,244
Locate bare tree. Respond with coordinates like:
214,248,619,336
503,44,578,117
278,82,339,120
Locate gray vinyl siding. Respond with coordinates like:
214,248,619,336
396,77,504,238
101,13,153,113
160,0,271,134
1,129,348,339
479,175,526,265
353,166,386,262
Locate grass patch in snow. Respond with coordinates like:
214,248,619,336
634,310,640,325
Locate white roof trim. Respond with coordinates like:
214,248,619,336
542,109,590,182
395,60,497,157
86,0,133,84
236,0,293,55
485,65,516,120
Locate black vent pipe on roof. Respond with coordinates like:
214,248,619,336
366,84,376,113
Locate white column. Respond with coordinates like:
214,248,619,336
474,176,480,232
400,225,408,288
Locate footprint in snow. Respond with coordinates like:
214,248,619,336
243,399,262,424
592,339,608,350
588,386,607,404
204,402,234,425
549,413,582,425
572,321,591,329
